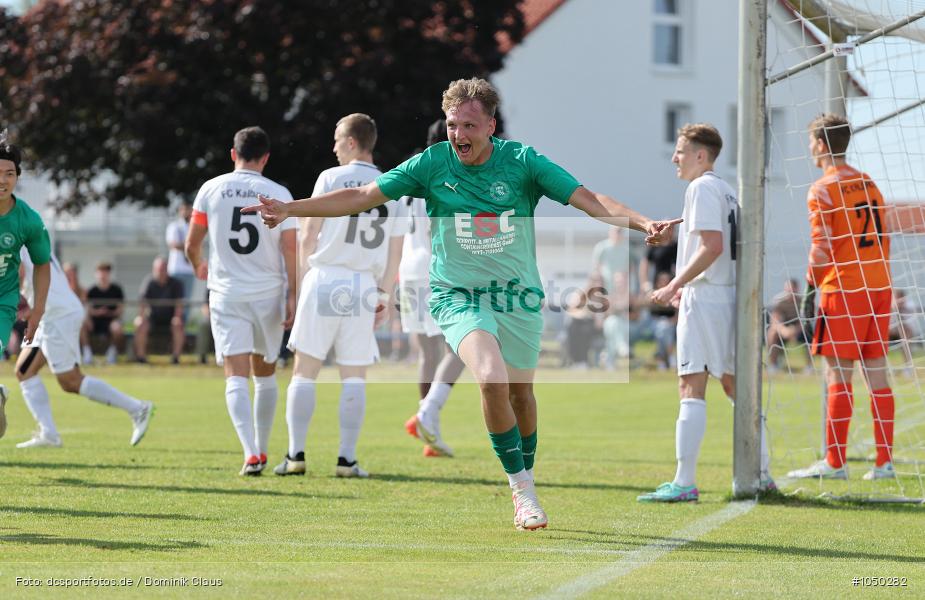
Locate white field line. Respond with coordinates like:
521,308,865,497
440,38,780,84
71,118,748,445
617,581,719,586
535,500,756,599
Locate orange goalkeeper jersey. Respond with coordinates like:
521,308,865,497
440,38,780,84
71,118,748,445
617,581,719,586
806,164,891,293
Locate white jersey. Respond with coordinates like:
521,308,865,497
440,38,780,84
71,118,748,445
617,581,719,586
20,248,84,319
308,161,408,278
677,171,738,288
397,196,432,282
192,168,296,302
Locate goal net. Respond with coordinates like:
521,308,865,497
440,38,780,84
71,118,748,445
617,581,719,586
762,0,925,502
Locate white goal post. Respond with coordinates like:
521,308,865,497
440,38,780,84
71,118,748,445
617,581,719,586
735,0,925,501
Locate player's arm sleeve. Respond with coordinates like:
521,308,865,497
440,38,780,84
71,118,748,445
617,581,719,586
24,215,51,266
686,183,723,233
806,184,834,285
191,186,209,228
526,147,581,206
376,152,430,201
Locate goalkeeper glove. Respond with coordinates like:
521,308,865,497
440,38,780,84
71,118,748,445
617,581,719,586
800,283,817,340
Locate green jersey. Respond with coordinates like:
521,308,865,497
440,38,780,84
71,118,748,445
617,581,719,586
0,195,51,311
377,138,580,302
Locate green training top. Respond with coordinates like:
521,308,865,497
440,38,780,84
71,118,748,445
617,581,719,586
0,195,51,310
377,138,580,301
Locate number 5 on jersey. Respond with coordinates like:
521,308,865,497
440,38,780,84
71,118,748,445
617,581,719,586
230,206,259,254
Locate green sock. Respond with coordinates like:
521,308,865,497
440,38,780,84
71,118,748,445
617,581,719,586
521,430,537,472
489,424,525,474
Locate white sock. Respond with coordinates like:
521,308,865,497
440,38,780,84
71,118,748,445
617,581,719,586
526,468,534,482
20,376,58,437
760,412,771,477
286,376,316,457
225,376,257,458
507,469,531,488
79,376,144,414
673,398,707,488
252,375,277,457
419,382,452,417
338,377,366,462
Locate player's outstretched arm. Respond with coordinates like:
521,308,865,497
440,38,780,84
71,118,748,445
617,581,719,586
568,187,681,245
242,182,389,228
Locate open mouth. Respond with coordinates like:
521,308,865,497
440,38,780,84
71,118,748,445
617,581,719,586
456,142,472,157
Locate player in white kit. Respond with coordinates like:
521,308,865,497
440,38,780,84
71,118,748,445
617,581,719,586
14,249,153,448
185,126,297,476
274,113,405,478
639,123,774,502
398,120,465,457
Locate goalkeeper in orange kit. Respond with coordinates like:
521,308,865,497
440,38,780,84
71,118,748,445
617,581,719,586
790,114,895,481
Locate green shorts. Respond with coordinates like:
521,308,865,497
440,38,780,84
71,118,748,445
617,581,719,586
430,287,544,370
0,303,15,355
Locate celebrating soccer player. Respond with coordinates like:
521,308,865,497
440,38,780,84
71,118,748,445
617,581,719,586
273,113,405,479
185,126,298,476
639,123,775,503
0,138,51,440
787,114,896,481
244,78,679,530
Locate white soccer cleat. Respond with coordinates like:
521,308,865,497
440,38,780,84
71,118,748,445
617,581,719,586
0,384,7,439
273,452,306,476
130,401,154,446
787,460,848,480
862,462,896,481
16,430,63,448
512,480,548,531
335,457,369,478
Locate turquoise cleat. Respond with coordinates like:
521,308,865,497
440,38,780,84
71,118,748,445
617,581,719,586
637,482,699,503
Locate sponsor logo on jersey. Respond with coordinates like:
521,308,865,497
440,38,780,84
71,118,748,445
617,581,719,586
0,232,15,249
454,210,515,238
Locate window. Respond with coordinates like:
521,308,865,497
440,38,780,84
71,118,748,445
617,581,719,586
653,0,684,67
665,103,692,144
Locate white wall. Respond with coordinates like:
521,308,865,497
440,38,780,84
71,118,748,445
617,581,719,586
493,0,853,300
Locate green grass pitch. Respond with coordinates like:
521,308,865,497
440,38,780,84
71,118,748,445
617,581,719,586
1,363,923,598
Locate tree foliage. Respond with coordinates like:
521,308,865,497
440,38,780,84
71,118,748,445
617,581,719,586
0,0,524,212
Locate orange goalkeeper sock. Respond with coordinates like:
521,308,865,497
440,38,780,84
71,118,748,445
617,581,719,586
825,383,853,469
870,388,895,467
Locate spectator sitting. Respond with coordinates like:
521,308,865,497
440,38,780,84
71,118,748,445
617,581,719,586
134,256,185,364
639,229,678,294
86,262,126,364
562,275,609,369
648,271,678,370
766,277,811,372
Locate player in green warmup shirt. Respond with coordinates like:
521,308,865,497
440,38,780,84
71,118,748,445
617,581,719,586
0,139,52,439
245,78,680,531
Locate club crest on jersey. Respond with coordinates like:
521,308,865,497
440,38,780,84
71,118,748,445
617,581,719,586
488,181,510,201
0,232,15,249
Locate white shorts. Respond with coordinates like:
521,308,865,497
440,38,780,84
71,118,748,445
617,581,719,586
289,265,379,366
210,294,285,366
676,284,735,378
26,309,83,374
399,279,442,337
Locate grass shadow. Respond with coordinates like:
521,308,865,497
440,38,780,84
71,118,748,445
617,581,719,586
45,477,356,500
0,461,157,471
373,472,653,493
0,505,208,521
1,532,204,552
745,490,925,512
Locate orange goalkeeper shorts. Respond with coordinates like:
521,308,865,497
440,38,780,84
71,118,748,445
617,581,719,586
812,289,891,360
